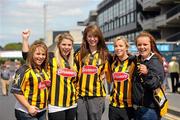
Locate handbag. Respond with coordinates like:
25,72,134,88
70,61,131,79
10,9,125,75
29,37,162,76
153,86,168,117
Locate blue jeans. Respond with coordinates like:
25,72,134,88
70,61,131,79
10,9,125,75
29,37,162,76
135,107,159,120
15,109,46,120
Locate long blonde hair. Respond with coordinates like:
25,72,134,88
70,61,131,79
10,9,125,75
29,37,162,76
54,33,74,69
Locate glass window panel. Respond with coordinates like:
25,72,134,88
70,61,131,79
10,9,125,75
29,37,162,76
130,12,135,22
127,14,130,24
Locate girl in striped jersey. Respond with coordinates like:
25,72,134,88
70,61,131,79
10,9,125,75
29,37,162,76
47,33,77,120
11,40,50,120
22,30,78,120
74,24,112,120
109,36,135,120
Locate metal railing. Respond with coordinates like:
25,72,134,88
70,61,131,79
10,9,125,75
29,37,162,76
166,4,180,19
166,32,180,41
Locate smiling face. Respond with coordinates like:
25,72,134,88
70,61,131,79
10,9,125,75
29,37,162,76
136,36,151,59
33,46,46,67
86,32,99,49
58,38,73,58
114,39,128,59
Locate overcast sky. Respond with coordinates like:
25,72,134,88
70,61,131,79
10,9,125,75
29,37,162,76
0,0,102,47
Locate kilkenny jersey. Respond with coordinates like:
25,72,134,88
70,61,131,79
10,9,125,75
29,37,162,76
110,56,136,108
75,51,111,97
11,65,49,109
48,52,77,107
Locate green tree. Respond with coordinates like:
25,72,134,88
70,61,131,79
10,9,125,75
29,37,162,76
4,42,22,50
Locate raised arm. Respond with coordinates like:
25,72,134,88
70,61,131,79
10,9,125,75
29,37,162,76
22,29,30,52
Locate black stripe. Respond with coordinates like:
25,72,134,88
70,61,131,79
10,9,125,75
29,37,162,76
48,61,53,102
101,79,106,96
123,78,128,107
85,75,90,96
69,80,74,106
36,75,41,108
44,71,48,108
44,88,47,108
79,73,83,96
93,74,97,96
116,61,123,106
55,74,60,106
63,78,68,106
111,62,116,105
124,60,131,106
85,55,93,96
28,73,34,105
100,64,105,96
116,82,121,106
48,52,55,100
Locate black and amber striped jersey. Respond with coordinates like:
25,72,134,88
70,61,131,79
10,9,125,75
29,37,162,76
48,52,77,107
75,51,111,97
11,64,49,109
110,55,136,108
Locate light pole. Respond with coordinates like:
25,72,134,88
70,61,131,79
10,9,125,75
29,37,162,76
43,3,47,41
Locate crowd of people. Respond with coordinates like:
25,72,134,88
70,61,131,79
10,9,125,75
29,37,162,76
0,24,179,120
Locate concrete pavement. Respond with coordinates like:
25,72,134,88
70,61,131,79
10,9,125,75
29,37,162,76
0,78,180,120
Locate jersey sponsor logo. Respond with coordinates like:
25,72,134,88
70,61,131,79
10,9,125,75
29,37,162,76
38,81,47,89
82,65,98,74
38,80,51,89
57,68,77,77
113,72,129,82
44,80,51,87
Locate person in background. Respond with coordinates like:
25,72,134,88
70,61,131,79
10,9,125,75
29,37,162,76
168,56,179,93
133,31,165,120
162,57,169,91
11,40,50,120
74,24,112,120
0,64,11,96
15,60,22,70
109,36,135,120
22,29,78,120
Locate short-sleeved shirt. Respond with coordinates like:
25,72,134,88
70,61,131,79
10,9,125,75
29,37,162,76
0,69,11,80
11,65,49,113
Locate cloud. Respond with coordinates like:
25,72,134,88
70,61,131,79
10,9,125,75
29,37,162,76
0,0,102,46
0,34,6,39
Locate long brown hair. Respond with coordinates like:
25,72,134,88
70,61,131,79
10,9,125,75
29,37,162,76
54,32,74,69
80,24,109,63
26,40,48,71
135,31,163,63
